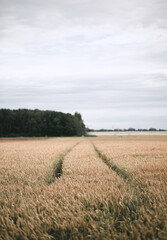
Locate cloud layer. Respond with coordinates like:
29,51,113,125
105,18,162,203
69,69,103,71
0,0,167,128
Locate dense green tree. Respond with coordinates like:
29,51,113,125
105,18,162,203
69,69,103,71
0,109,86,137
74,112,86,136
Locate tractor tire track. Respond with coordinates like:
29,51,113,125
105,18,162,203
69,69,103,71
92,142,156,211
46,141,81,185
92,142,130,181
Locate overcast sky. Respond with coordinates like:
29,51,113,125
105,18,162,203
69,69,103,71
0,0,167,129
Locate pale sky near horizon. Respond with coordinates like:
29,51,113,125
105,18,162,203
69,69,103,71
0,0,167,129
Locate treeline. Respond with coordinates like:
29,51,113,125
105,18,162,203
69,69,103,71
0,109,86,137
88,128,166,132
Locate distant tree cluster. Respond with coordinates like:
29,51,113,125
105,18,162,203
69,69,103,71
0,109,86,137
87,128,166,132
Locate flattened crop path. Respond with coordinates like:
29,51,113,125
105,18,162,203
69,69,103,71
46,141,81,184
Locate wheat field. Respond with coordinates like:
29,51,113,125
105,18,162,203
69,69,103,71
0,135,167,239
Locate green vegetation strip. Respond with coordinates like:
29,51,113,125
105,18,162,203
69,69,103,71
93,143,130,180
93,143,146,192
46,142,80,185
93,144,146,195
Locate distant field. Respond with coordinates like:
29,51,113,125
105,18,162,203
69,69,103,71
0,136,167,239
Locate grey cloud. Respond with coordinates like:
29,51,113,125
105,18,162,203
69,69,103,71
0,0,167,129
1,0,167,28
141,0,167,28
1,74,167,110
